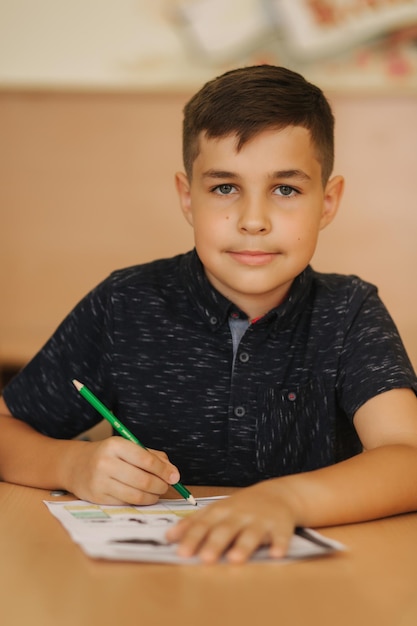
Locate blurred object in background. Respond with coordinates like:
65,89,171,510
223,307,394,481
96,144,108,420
269,0,417,60
174,0,417,91
0,0,417,92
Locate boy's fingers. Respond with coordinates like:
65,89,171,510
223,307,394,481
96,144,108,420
116,439,180,484
167,506,294,563
148,448,169,461
115,474,174,504
268,528,291,559
170,513,254,562
226,526,290,563
165,516,191,542
197,521,248,563
173,519,211,558
225,527,268,563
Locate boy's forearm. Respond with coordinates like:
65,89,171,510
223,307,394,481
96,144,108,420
2,407,417,525
0,413,86,491
274,444,417,528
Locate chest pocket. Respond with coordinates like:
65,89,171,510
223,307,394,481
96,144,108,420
256,378,334,477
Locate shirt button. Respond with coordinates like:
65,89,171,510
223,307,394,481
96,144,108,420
234,406,246,417
239,352,250,363
209,316,218,325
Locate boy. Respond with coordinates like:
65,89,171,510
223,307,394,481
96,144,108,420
1,65,417,564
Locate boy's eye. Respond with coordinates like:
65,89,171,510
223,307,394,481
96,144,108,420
274,185,297,197
212,184,236,195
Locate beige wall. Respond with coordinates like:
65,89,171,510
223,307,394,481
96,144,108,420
1,90,417,370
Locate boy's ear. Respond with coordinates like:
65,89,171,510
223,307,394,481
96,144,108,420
175,172,194,226
320,175,344,230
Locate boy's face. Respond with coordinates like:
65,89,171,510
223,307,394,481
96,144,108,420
176,127,343,319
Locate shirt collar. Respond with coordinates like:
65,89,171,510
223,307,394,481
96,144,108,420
180,250,232,330
180,249,314,332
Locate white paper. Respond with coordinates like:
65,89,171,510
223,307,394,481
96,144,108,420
45,497,345,564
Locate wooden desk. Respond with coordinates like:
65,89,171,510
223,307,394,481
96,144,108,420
1,483,417,626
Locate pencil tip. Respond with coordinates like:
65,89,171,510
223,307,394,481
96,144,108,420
188,495,198,506
72,379,82,390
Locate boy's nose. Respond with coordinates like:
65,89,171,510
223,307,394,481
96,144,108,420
237,198,271,234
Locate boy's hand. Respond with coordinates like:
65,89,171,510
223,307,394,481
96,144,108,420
166,481,298,563
63,436,180,505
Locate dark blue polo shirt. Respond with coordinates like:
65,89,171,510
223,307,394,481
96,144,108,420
4,250,417,486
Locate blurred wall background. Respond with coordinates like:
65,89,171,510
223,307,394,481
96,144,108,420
1,0,417,382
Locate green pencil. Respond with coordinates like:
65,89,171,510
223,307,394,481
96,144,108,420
72,379,197,506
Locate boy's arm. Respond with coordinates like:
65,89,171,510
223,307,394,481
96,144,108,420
167,388,417,563
0,396,180,504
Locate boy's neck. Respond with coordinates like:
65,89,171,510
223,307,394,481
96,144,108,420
201,263,295,321
233,292,290,321
209,280,294,321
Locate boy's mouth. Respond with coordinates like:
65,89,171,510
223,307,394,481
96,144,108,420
228,250,279,266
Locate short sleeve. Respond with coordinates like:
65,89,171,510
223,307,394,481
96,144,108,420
2,277,115,438
336,284,417,420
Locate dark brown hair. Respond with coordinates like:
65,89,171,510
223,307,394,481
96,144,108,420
182,65,334,185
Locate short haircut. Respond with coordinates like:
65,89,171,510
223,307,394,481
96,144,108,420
182,65,335,185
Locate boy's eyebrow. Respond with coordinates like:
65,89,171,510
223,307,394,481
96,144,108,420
270,169,312,181
201,169,312,181
202,169,239,179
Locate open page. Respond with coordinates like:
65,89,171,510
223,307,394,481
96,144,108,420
45,497,345,564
